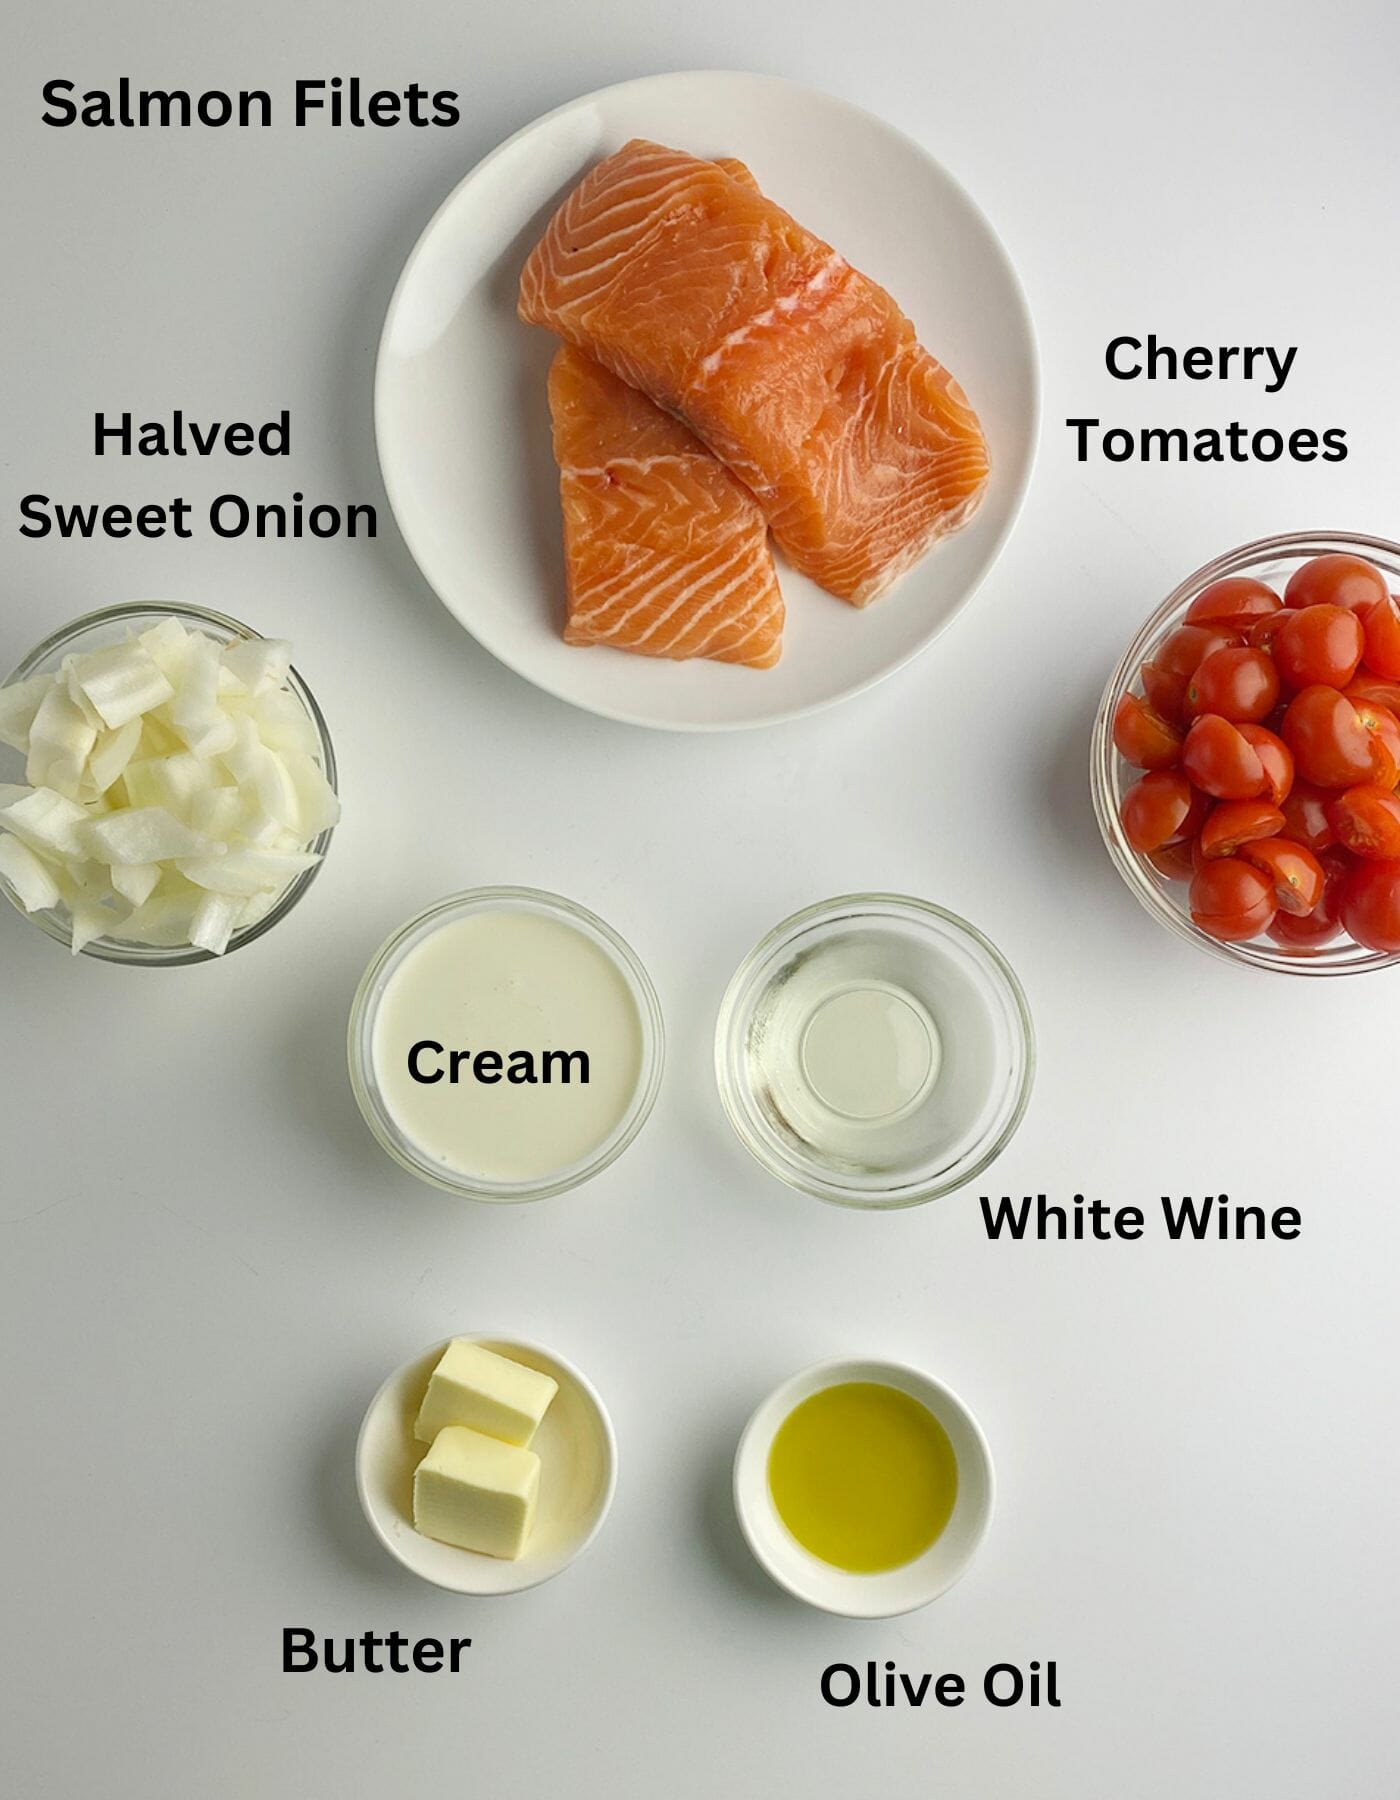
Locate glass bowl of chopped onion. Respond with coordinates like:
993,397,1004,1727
0,601,338,964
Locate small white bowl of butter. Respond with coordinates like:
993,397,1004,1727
356,1334,617,1594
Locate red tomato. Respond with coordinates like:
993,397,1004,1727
1284,553,1389,614
1273,604,1364,690
1238,838,1326,915
1185,575,1282,632
1112,693,1182,769
1189,858,1277,941
1120,771,1198,853
1282,686,1377,787
1151,624,1241,680
1248,613,1291,657
1345,672,1400,715
1351,701,1400,788
1278,781,1337,852
1182,715,1269,799
1141,662,1187,725
1148,840,1196,882
1198,798,1286,859
1268,848,1350,947
1236,724,1294,805
1361,596,1400,681
1326,784,1400,859
1339,859,1400,953
1184,647,1280,723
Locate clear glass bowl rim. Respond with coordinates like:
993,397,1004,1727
1,599,338,967
1090,529,1400,978
713,892,1036,1211
347,885,666,1204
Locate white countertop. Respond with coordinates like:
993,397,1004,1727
3,3,1398,1795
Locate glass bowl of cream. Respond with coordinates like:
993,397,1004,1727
715,895,1034,1209
348,887,664,1202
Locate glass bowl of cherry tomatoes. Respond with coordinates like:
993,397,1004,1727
1092,530,1400,974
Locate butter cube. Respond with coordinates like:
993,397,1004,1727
413,1426,540,1560
413,1339,558,1448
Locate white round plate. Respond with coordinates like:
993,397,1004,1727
733,1357,994,1617
376,71,1039,732
356,1335,617,1594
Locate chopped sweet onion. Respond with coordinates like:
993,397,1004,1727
0,617,338,954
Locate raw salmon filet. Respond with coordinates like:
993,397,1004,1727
547,344,784,668
520,140,990,605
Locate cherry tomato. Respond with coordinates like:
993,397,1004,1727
1238,838,1325,915
1189,858,1277,941
1268,848,1350,947
1248,613,1291,657
1326,784,1400,859
1143,625,1243,725
1284,553,1389,614
1343,672,1400,715
1112,693,1182,769
1148,840,1196,882
1282,686,1377,787
1185,575,1282,632
1272,604,1364,690
1184,647,1280,723
1120,771,1198,853
1278,781,1337,852
1339,859,1400,954
1351,701,1400,789
1198,798,1286,859
1236,724,1294,805
1182,715,1269,799
1141,662,1187,725
1360,595,1400,681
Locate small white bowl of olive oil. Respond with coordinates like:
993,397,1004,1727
733,1357,994,1617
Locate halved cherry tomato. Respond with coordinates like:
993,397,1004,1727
1141,662,1187,725
1189,858,1277,941
1268,848,1351,947
1148,840,1197,882
1112,693,1182,769
1351,701,1400,788
1198,798,1286,859
1120,771,1198,853
1182,715,1268,799
1343,672,1400,715
1184,647,1280,723
1150,624,1241,680
1273,604,1364,690
1236,724,1294,805
1143,625,1242,725
1248,613,1292,657
1326,784,1400,859
1360,596,1400,681
1339,859,1400,953
1282,686,1377,787
1238,838,1325,915
1185,575,1282,632
1284,553,1389,614
1278,781,1337,852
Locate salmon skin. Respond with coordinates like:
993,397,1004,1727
548,345,784,668
520,139,990,606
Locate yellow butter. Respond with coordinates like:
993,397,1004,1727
413,1426,540,1560
413,1339,558,1448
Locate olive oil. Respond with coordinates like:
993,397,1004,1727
767,1382,958,1573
